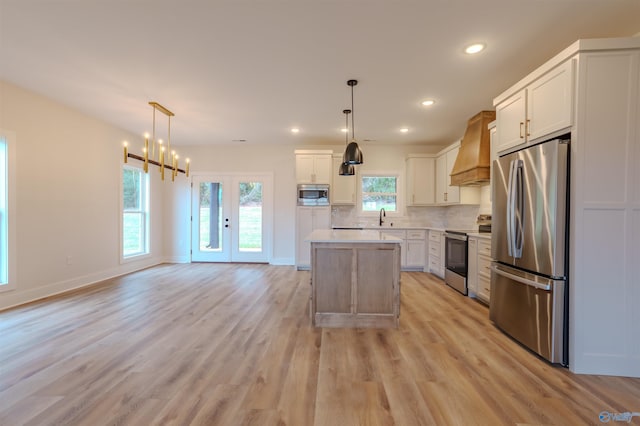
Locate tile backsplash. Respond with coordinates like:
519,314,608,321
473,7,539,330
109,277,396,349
331,204,482,229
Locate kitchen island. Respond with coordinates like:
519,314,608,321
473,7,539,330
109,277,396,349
306,229,402,328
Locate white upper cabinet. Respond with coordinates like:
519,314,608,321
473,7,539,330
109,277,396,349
331,154,356,205
495,60,573,154
435,143,479,205
406,155,435,205
295,151,332,184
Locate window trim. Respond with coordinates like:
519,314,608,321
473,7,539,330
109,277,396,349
357,171,403,216
0,129,17,292
120,163,150,262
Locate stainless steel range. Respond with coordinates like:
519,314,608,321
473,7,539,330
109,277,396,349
444,229,475,295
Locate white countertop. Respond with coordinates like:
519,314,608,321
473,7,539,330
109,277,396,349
306,229,403,243
332,225,446,232
467,232,491,240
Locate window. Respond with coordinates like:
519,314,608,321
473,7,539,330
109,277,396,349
122,165,149,258
0,136,7,284
360,174,400,213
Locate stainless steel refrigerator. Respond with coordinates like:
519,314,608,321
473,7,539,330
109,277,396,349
491,138,569,365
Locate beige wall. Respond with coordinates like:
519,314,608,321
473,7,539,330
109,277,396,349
0,81,165,310
0,79,467,309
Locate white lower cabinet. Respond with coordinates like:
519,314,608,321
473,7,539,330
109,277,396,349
296,206,331,269
405,230,426,269
380,230,406,268
467,238,478,296
378,229,427,271
468,236,492,304
428,230,444,278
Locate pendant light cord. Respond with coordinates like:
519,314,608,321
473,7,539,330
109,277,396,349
351,84,355,141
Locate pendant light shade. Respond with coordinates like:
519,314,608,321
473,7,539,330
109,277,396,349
339,161,355,176
343,141,363,165
339,109,355,176
343,79,363,165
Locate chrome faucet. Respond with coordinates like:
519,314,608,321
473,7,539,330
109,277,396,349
379,208,386,226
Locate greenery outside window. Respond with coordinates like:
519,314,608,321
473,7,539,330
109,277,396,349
360,174,399,213
122,165,149,258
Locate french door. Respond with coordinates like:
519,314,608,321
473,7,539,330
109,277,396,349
191,174,272,263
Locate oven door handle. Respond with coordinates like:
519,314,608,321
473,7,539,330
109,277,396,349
444,233,467,241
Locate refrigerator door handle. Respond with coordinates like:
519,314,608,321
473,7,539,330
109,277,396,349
506,160,515,257
513,159,524,258
491,263,553,291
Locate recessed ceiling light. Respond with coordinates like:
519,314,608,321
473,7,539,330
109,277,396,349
400,128,409,133
341,128,348,133
465,43,486,54
421,99,435,107
290,128,300,133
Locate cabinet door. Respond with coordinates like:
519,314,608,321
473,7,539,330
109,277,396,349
296,206,330,267
445,148,460,204
296,154,331,183
331,155,356,204
380,230,406,266
296,207,314,266
495,89,526,153
406,157,435,205
313,155,332,184
314,247,353,313
435,154,447,204
406,239,426,267
356,248,395,314
314,206,331,230
467,238,478,296
296,155,315,183
527,60,573,141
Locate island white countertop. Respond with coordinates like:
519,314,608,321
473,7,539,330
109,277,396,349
306,229,403,244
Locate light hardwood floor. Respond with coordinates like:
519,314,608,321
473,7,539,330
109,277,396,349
1,263,639,425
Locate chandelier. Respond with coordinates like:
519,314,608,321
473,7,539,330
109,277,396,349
123,102,189,181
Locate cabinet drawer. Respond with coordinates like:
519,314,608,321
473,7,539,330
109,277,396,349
429,231,442,242
429,244,440,256
407,230,426,240
428,256,440,270
478,274,491,296
478,255,492,278
478,239,492,256
381,230,406,239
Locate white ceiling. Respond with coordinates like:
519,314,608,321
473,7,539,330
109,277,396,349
1,0,639,148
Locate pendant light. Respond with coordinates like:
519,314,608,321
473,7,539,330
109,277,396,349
343,79,364,165
339,109,355,176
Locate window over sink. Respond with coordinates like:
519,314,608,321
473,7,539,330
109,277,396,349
359,173,401,215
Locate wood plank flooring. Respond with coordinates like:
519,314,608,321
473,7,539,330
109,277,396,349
1,263,639,425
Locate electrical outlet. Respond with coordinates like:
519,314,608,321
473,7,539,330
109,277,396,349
66,255,72,265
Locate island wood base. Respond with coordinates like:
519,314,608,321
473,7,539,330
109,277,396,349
310,241,401,328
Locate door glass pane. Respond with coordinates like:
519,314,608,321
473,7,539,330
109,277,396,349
199,182,223,251
238,182,262,252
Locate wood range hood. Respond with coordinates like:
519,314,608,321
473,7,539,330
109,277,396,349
450,110,496,186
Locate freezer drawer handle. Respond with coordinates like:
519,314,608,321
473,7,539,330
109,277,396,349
491,264,552,291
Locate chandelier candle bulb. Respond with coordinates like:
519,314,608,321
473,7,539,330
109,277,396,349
123,142,128,163
160,147,165,181
143,147,148,173
144,137,149,173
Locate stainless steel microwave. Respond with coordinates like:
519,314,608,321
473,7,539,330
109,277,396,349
297,184,329,206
